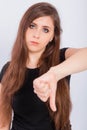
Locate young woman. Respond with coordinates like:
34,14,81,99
0,2,87,130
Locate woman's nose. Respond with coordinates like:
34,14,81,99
33,29,40,39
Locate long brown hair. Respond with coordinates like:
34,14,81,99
0,2,72,130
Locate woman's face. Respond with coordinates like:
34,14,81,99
25,16,54,55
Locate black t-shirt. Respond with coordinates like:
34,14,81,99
0,48,71,130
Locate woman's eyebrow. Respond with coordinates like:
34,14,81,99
32,22,52,30
42,25,51,29
31,22,36,25
42,26,54,32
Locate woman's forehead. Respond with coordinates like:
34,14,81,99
32,16,54,28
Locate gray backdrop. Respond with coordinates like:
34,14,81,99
0,0,87,130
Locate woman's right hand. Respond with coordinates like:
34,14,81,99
33,68,58,112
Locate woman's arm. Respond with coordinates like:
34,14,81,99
52,47,87,81
33,47,87,111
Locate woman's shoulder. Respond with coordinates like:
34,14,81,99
59,47,68,63
0,61,10,82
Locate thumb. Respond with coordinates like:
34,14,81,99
49,83,57,112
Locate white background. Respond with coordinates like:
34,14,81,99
0,0,87,130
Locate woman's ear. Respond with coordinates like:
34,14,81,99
50,34,54,42
50,39,52,42
50,37,53,42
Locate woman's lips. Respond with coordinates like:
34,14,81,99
30,41,39,45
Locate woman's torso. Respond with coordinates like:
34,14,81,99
0,48,70,130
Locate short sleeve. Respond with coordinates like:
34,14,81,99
0,62,10,82
59,48,71,84
59,48,68,63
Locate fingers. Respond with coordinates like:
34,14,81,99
33,80,57,112
49,82,57,112
33,72,57,112
33,81,50,102
34,82,48,93
35,90,49,102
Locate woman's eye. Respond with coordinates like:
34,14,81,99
43,28,49,33
29,24,35,29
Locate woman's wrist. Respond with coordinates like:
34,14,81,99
49,61,69,82
49,66,62,82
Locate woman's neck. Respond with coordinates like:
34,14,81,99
26,52,41,68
